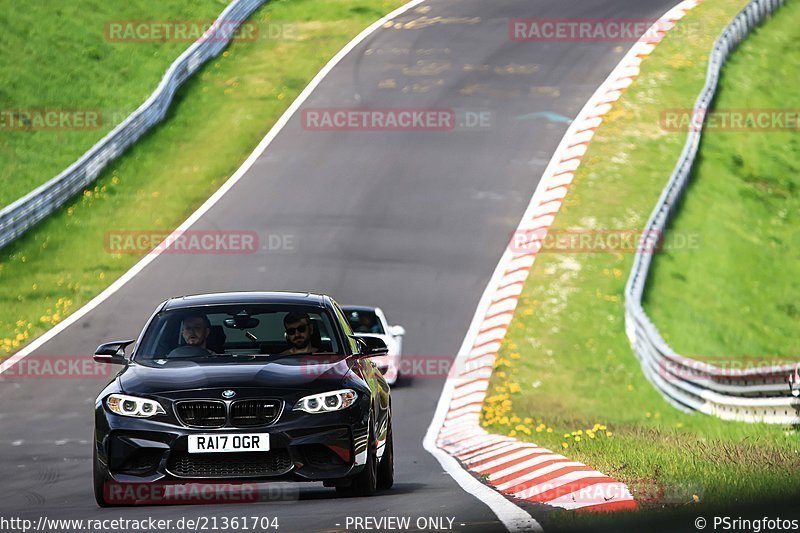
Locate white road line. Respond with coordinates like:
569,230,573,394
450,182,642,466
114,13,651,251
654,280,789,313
425,0,698,525
0,0,429,379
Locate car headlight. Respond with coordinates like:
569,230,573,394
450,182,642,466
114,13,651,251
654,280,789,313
106,394,166,418
294,389,358,414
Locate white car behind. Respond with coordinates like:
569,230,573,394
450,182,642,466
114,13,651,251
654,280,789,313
342,306,405,386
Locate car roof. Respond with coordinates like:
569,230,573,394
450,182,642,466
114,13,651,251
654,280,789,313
341,305,378,312
163,291,327,310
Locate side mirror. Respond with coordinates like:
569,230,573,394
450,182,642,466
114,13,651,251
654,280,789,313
388,325,405,337
94,339,135,365
353,335,389,356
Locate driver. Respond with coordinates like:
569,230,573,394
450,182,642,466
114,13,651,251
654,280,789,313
281,311,321,354
168,314,215,357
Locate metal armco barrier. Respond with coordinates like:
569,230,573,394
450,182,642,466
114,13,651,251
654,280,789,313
0,0,268,250
623,0,799,424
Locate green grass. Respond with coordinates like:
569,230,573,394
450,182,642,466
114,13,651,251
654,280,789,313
0,0,227,208
643,0,800,365
479,0,800,524
0,0,405,356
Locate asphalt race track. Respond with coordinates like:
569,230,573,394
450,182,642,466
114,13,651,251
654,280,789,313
0,0,677,531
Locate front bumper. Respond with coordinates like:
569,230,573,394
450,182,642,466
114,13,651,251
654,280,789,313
94,392,370,484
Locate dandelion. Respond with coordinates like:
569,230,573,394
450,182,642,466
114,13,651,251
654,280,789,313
562,442,569,449
606,431,613,437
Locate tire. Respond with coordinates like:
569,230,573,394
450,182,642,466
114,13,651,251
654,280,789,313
377,420,394,490
93,446,111,507
336,424,377,497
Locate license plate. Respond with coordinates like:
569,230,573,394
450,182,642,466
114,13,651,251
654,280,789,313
188,433,270,453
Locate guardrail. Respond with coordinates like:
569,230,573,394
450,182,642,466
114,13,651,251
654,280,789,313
0,0,268,251
623,0,800,424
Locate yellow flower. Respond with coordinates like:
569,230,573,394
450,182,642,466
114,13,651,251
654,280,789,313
692,494,700,503
606,431,613,437
574,436,581,442
561,442,569,449
546,428,553,433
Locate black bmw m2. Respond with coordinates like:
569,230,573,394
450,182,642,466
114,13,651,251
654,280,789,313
92,292,393,506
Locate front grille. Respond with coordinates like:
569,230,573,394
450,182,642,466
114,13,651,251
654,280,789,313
231,400,282,427
176,401,226,428
167,450,293,478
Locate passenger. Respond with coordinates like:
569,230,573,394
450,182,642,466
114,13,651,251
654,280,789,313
281,311,321,354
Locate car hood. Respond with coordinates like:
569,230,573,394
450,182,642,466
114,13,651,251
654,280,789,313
118,354,354,394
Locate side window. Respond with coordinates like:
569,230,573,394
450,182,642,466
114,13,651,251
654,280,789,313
331,300,359,354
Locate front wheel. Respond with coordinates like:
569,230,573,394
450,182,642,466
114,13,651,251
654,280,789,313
93,446,111,507
377,421,393,490
336,425,377,497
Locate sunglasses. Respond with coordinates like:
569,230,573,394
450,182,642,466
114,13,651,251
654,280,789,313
286,324,308,335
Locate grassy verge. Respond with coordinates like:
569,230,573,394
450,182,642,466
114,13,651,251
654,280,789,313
643,0,800,364
0,0,225,208
0,0,405,357
479,0,800,525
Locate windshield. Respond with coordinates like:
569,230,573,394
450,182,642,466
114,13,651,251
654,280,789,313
343,308,385,335
135,305,342,360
